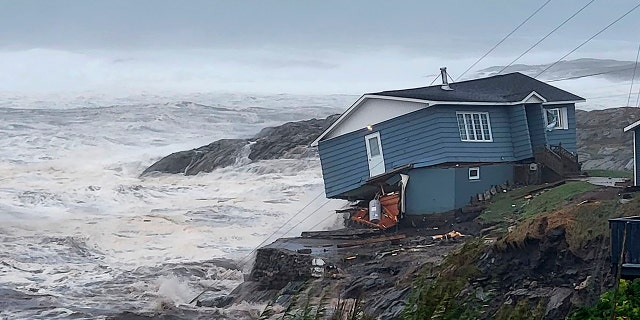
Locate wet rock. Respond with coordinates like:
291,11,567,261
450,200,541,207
196,295,234,308
250,248,313,289
544,287,573,319
576,108,640,170
575,276,593,290
141,115,338,176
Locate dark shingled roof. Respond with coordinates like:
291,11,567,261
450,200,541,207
371,72,584,103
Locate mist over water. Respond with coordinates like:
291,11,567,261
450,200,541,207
0,94,350,319
1,47,635,109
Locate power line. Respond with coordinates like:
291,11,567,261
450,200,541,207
236,190,325,266
235,157,391,267
238,198,333,268
455,0,553,81
428,73,440,86
585,93,639,100
627,43,640,106
546,67,636,82
636,79,640,107
498,0,597,74
535,2,640,79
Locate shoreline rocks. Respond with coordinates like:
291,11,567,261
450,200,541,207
141,115,338,176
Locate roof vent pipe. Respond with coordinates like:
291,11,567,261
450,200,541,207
440,67,453,91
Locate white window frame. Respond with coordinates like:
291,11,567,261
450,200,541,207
544,107,569,130
456,112,493,142
469,167,480,180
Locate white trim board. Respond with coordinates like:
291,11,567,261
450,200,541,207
324,98,425,140
624,119,640,132
523,91,548,103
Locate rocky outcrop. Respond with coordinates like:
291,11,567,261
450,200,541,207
576,107,640,170
141,115,338,176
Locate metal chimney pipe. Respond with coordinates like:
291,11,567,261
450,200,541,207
440,67,448,86
440,67,452,90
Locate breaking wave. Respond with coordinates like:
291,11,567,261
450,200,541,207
0,94,350,319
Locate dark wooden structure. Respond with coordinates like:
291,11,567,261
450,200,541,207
610,216,640,279
534,144,581,181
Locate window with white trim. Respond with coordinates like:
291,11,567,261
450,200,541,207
469,167,480,180
456,112,493,142
544,107,568,130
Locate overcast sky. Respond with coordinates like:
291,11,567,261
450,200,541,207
1,0,640,94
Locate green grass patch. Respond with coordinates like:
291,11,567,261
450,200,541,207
568,279,640,320
478,181,598,225
498,195,640,255
585,169,633,179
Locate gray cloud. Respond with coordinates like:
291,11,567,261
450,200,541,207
2,0,639,54
1,0,640,94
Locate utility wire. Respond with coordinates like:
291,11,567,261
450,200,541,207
428,73,440,86
627,43,640,106
585,93,639,100
447,72,456,84
236,157,390,267
455,0,553,81
636,79,640,107
546,66,636,82
236,190,325,266
535,2,640,79
498,0,596,74
238,198,333,268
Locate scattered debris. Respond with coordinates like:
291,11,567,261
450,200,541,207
350,193,401,230
431,230,465,240
311,258,325,277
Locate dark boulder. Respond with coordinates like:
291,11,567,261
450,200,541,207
196,295,234,308
141,115,339,177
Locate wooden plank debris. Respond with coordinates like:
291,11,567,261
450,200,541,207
336,234,406,248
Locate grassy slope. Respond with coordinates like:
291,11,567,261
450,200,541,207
478,181,598,226
585,169,633,179
404,182,640,320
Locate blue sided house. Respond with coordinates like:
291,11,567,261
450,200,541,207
312,70,585,215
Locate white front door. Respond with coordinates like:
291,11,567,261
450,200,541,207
365,132,385,177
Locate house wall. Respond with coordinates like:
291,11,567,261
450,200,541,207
404,168,455,215
525,104,548,149
453,163,514,209
318,128,370,198
319,103,532,198
508,104,533,159
544,103,577,153
403,163,514,215
324,98,426,139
